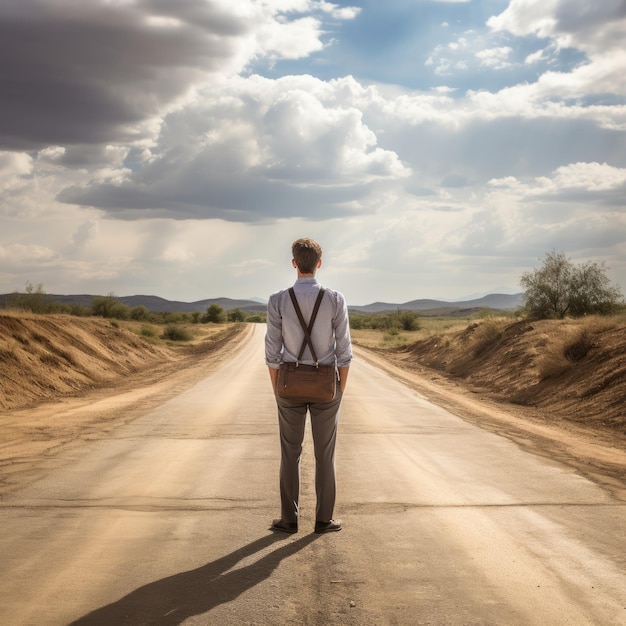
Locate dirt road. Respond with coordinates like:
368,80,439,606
1,325,625,624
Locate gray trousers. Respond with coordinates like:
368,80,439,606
276,389,343,524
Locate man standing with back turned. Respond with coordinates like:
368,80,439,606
265,238,352,534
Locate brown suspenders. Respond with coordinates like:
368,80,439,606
288,287,325,365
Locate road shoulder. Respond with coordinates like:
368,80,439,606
354,345,626,502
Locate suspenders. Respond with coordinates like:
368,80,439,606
288,287,325,366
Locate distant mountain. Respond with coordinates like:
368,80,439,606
0,292,524,314
349,293,524,314
0,293,267,314
115,295,267,314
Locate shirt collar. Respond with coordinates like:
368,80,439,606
294,277,319,286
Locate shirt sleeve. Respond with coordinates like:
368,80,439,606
333,291,353,368
264,292,283,369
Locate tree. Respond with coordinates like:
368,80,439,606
203,303,226,323
91,294,130,320
6,282,48,313
397,310,421,331
520,251,623,319
569,261,624,316
130,305,149,321
227,308,247,322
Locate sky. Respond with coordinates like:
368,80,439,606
1,0,625,306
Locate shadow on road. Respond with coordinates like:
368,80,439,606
70,532,318,625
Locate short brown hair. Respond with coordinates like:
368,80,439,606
292,238,322,274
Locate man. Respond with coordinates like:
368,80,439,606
265,238,352,534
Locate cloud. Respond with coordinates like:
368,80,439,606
524,49,545,65
29,60,626,230
0,243,59,264
476,46,514,70
488,162,626,205
0,1,624,303
0,0,357,151
441,174,469,188
0,152,33,192
426,29,523,76
318,2,361,20
255,15,325,62
69,219,99,252
59,75,411,221
488,0,626,52
488,0,626,96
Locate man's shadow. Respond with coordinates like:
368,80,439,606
71,533,318,625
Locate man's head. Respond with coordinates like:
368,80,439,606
292,238,322,275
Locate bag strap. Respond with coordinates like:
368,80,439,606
288,287,325,364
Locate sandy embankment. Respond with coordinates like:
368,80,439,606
0,314,250,496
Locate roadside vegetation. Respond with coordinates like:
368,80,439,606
353,250,624,349
351,309,517,349
2,250,623,350
521,251,623,319
1,284,265,342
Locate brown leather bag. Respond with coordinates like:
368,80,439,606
276,288,337,403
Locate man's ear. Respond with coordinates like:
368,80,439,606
292,259,298,269
317,258,322,269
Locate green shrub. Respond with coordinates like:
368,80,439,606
130,306,149,321
348,314,366,330
163,312,188,324
349,310,420,331
227,308,247,322
140,324,158,338
162,324,193,341
398,311,421,331
70,305,92,317
92,295,130,320
521,250,623,319
202,304,226,324
4,282,68,314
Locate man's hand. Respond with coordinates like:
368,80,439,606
338,366,349,392
268,366,279,392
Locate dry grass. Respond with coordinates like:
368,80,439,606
351,328,421,349
119,319,229,347
470,318,505,356
351,316,491,349
536,335,573,380
536,317,608,381
363,312,626,431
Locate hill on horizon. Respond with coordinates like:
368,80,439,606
0,292,524,314
349,293,524,314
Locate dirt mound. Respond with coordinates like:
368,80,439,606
383,317,626,433
0,313,180,411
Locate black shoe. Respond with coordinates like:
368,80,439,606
314,519,342,534
271,519,298,534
